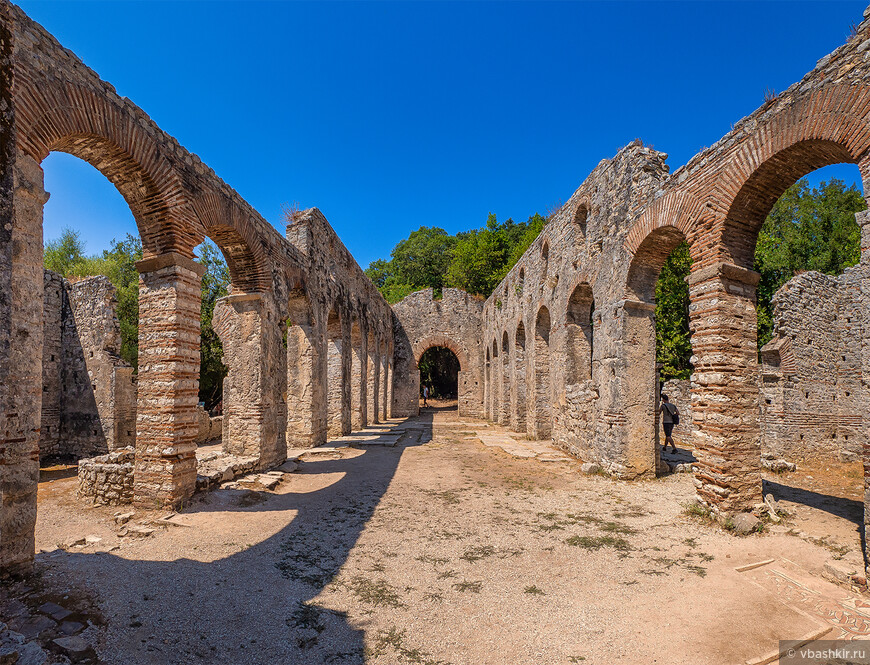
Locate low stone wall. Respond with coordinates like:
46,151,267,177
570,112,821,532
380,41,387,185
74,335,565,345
77,449,134,506
195,406,223,444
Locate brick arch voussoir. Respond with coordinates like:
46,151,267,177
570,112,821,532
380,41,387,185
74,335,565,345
191,191,271,293
625,189,705,257
697,84,870,267
413,335,469,371
15,76,199,256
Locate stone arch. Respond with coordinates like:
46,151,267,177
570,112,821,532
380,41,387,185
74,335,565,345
412,334,470,371
573,199,590,237
16,77,200,257
325,304,345,437
625,190,705,260
512,321,527,433
500,330,511,425
532,306,552,439
718,138,867,269
566,282,594,384
625,225,691,303
484,346,492,421
192,192,272,292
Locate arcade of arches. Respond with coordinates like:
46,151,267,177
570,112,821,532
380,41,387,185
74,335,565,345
4,2,870,578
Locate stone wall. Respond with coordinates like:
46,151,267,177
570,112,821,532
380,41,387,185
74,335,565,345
391,288,485,418
39,272,137,461
760,268,865,462
482,143,672,478
77,449,135,506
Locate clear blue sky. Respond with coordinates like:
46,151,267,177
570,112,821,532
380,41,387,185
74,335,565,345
21,0,867,269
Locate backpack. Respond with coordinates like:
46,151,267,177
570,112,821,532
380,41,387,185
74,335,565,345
666,402,680,425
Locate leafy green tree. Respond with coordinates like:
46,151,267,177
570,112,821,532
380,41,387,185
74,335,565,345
44,227,88,276
446,213,546,296
197,240,230,410
754,177,864,346
655,242,692,381
390,226,456,293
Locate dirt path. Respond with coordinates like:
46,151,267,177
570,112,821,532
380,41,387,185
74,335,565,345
19,408,870,664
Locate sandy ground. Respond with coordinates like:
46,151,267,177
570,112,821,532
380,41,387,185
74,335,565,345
18,407,870,665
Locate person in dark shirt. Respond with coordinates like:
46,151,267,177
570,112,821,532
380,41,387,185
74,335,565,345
659,394,679,452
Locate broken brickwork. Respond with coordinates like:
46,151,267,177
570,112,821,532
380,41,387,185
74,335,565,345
39,272,136,461
760,268,864,462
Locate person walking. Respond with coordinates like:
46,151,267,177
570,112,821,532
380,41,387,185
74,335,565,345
422,384,430,407
659,394,679,453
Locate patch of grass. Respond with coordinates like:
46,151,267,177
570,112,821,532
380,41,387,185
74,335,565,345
524,585,545,595
683,501,715,524
460,545,496,563
437,569,458,579
415,554,449,566
569,657,587,663
452,580,482,593
600,521,636,535
565,535,632,552
423,592,443,603
683,537,698,548
368,627,451,665
346,577,404,608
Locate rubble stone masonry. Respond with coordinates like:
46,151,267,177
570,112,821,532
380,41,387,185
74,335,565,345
5,0,870,576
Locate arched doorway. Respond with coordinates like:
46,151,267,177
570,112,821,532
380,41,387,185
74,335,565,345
531,306,552,439
418,346,461,410
512,322,527,433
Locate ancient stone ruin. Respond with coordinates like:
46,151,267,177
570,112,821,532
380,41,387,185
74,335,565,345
3,0,870,579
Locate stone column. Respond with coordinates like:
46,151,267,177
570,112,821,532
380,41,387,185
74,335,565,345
511,334,527,434
368,348,379,425
133,253,204,508
500,347,511,425
349,322,363,431
1,152,48,576
213,292,286,467
856,209,870,572
688,262,762,515
483,356,490,421
381,353,389,421
386,357,393,420
620,299,658,479
285,299,321,449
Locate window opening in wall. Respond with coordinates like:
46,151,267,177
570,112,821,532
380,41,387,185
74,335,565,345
574,202,589,236
566,283,594,384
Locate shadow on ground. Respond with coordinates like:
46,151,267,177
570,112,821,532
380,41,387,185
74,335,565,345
764,478,866,566
32,411,437,665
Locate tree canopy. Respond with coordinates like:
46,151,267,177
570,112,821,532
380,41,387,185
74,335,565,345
365,212,546,302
